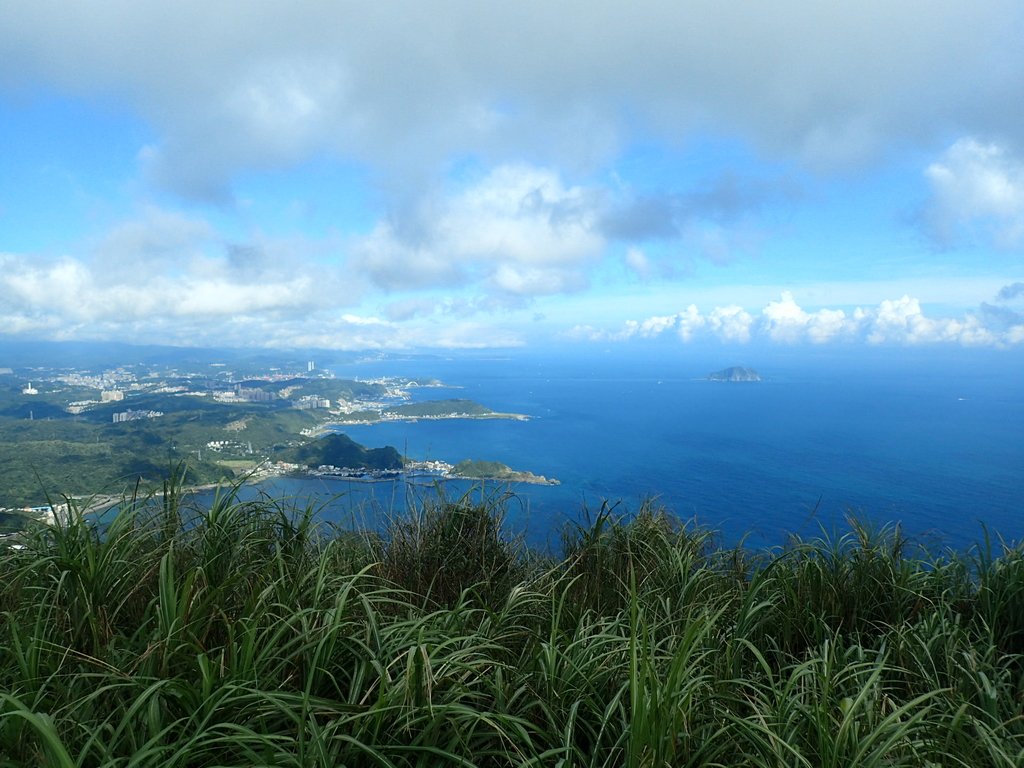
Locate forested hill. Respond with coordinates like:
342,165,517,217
277,433,403,470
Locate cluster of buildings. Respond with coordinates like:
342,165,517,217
205,440,253,454
215,385,277,404
112,409,163,424
404,459,453,476
293,395,331,410
66,389,125,414
57,369,138,389
14,361,342,424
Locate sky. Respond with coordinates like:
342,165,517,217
2,1,1024,352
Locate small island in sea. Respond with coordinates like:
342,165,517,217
707,366,762,382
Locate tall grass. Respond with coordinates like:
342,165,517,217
1,478,1023,766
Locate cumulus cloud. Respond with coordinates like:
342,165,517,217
0,200,548,350
5,0,1024,354
1,251,316,327
0,205,369,346
351,165,604,297
3,2,1022,197
350,162,784,304
706,305,756,343
618,313,678,340
924,138,1024,248
599,292,1022,347
762,292,851,343
1,244,517,350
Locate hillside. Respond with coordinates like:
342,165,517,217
451,459,559,485
277,432,403,470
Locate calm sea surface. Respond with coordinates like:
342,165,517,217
197,347,1024,553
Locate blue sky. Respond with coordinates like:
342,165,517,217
2,1,1023,351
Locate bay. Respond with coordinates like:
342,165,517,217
191,346,1024,553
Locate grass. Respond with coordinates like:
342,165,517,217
1,476,1023,766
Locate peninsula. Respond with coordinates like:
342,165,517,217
329,398,528,426
450,459,560,486
272,436,559,486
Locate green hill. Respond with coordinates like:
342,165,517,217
277,432,403,470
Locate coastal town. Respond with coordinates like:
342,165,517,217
0,350,546,528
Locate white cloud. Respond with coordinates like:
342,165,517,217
351,164,604,297
706,305,755,343
618,312,678,340
865,295,1000,346
3,2,1022,196
0,251,316,327
2,199,553,350
605,292,1019,347
925,138,1024,248
0,204,366,346
761,291,850,343
676,305,706,342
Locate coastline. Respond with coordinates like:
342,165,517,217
301,411,530,438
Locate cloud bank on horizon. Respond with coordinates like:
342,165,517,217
1,1,1023,350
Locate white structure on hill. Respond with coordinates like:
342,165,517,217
112,409,163,423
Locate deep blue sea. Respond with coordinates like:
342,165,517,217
205,346,1024,553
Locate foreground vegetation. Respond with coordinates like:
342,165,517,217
2,479,1023,766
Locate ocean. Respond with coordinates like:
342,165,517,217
204,346,1024,553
